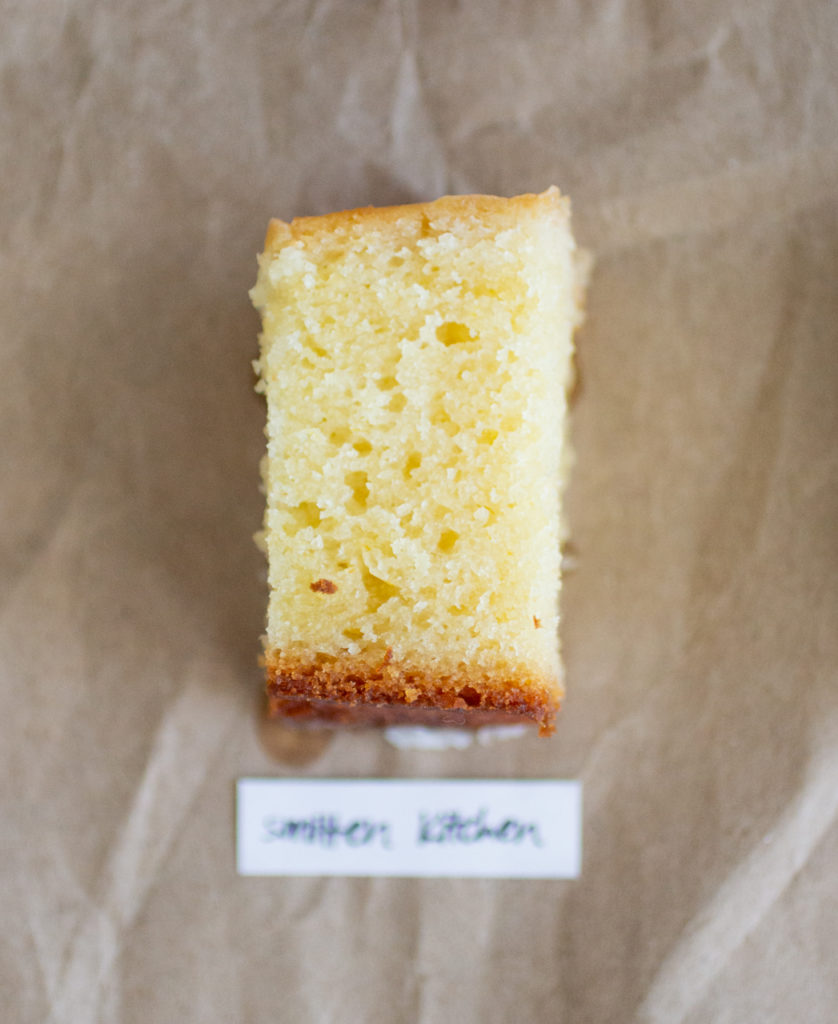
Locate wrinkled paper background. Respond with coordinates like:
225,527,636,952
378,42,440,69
2,1,838,1021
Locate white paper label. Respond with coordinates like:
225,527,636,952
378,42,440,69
237,779,581,879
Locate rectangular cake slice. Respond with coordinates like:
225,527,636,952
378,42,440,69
250,188,583,735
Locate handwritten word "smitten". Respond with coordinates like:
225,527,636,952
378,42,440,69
418,808,543,846
262,814,392,849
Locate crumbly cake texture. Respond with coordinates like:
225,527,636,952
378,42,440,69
250,188,585,736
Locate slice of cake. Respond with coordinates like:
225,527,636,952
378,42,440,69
250,188,584,735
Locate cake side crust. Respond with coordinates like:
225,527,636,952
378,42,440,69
263,187,569,253
267,695,543,731
265,650,561,736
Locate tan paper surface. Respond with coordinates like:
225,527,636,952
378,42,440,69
2,1,837,1021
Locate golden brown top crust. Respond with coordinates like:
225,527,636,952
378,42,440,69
263,187,569,252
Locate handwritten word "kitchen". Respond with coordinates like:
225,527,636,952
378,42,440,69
418,808,543,846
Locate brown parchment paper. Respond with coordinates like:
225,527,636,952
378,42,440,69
2,1,838,1021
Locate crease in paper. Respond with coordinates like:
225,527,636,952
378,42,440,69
584,145,838,253
337,27,447,201
637,715,838,1024
41,675,239,1024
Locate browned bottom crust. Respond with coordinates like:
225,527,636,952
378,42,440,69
265,650,560,736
